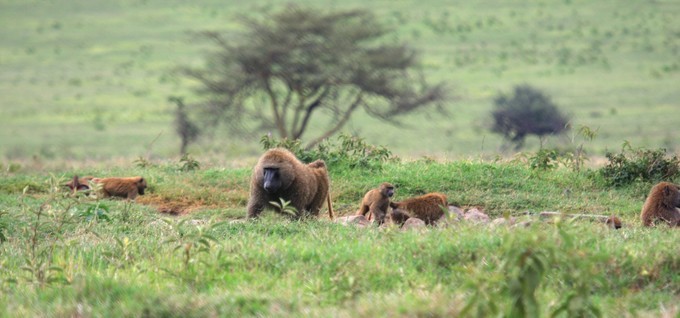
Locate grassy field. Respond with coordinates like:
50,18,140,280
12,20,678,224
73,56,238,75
1,0,679,162
1,1,679,316
1,155,679,317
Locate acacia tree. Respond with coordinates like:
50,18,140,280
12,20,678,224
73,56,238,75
184,6,445,148
491,85,569,150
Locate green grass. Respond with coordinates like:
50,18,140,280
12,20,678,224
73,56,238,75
0,159,678,316
1,0,679,161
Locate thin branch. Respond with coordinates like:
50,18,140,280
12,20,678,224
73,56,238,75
294,87,330,139
263,77,287,138
280,84,293,126
305,92,363,149
291,88,305,137
291,85,322,136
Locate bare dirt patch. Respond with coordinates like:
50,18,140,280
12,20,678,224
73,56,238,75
136,194,214,216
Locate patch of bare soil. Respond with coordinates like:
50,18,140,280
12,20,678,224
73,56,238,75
136,194,214,216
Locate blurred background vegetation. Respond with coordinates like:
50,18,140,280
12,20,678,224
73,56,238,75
1,0,678,163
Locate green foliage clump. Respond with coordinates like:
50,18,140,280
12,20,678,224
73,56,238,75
599,142,680,186
260,133,392,170
527,149,560,171
133,156,153,168
462,223,605,317
179,153,201,171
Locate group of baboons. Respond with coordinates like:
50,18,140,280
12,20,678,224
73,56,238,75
66,147,680,228
245,148,680,228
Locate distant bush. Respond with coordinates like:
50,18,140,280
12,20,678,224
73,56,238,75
179,153,201,171
260,133,392,170
527,149,560,171
491,85,570,150
599,142,680,186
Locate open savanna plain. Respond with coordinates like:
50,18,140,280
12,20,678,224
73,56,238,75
1,0,680,316
0,157,679,317
0,0,679,161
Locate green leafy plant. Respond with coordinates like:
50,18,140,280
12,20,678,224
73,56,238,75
18,176,79,287
179,153,201,171
501,235,551,317
566,125,598,172
77,202,110,222
528,149,560,170
269,198,299,218
161,219,221,288
260,133,392,170
549,222,603,317
133,156,152,168
599,142,680,186
102,236,141,271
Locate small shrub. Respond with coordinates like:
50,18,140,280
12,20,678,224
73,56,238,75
599,142,680,186
77,202,110,222
565,125,598,172
161,218,220,288
260,133,392,170
133,156,152,168
528,149,560,170
269,198,298,218
179,153,200,171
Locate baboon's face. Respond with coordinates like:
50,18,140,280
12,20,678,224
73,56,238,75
263,167,282,193
137,178,147,195
381,183,394,198
662,184,680,208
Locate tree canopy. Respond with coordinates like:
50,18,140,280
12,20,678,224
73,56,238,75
491,85,570,150
185,6,445,148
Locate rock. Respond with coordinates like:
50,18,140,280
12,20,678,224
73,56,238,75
188,219,206,226
335,215,371,227
490,217,516,227
401,217,426,230
512,220,533,228
464,208,490,224
448,206,465,220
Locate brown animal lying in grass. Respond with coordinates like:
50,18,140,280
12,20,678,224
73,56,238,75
65,175,147,200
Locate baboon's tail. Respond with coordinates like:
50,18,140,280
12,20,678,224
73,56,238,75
327,193,335,220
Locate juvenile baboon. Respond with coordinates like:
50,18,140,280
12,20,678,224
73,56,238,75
355,182,394,225
605,215,623,229
247,148,334,220
90,176,147,200
64,175,95,192
389,192,448,225
388,208,411,226
640,181,680,227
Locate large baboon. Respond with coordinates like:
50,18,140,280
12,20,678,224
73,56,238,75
247,148,334,220
640,181,680,227
90,176,147,200
355,182,394,225
390,192,448,225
